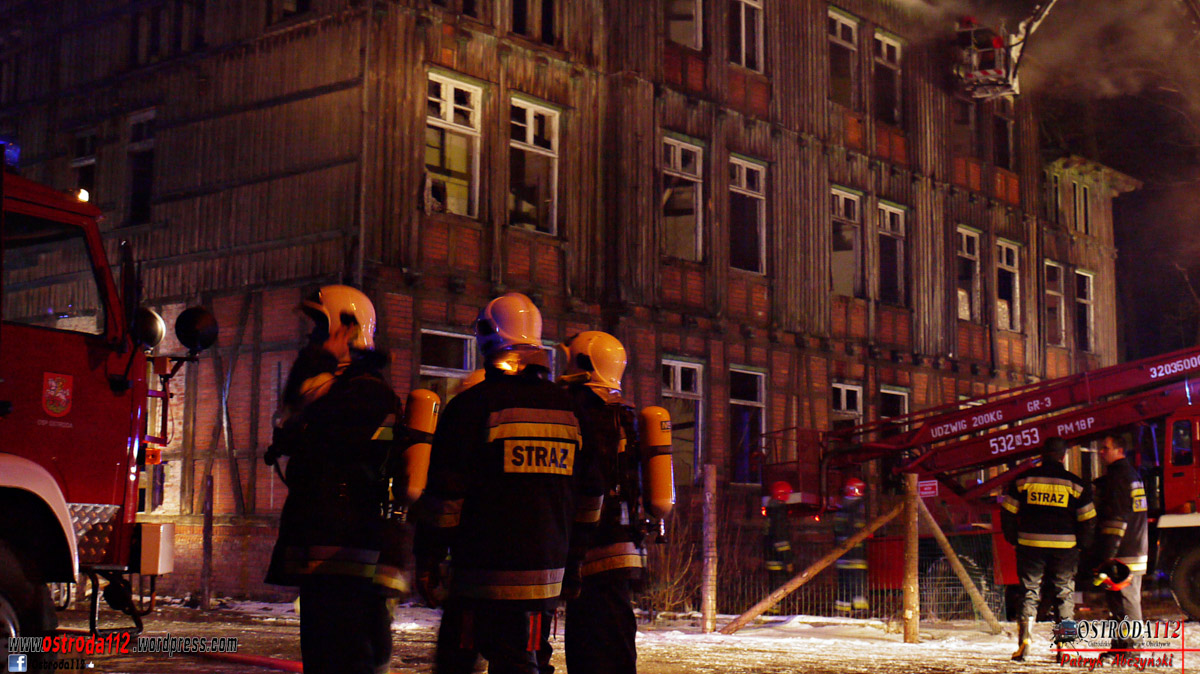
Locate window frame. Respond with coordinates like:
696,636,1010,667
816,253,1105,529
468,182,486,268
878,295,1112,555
830,187,863,298
1045,260,1066,347
729,156,766,274
729,366,766,485
827,10,859,109
1081,184,1091,235
71,129,98,198
996,240,1020,333
956,226,981,322
508,96,560,235
127,109,156,226
877,202,906,306
661,136,705,262
831,381,864,423
872,33,902,126
511,0,557,45
879,385,909,419
730,0,764,73
993,98,1014,170
426,72,483,218
663,358,706,484
1075,270,1095,353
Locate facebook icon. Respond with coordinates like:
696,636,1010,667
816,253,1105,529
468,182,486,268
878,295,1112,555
8,654,28,672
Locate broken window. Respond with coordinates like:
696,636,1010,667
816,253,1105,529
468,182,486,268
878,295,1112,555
993,99,1013,169
729,157,766,273
128,110,155,225
730,0,763,72
729,368,765,484
662,137,704,262
880,387,909,419
1075,270,1094,352
663,359,705,485
872,34,901,126
828,11,858,108
426,74,481,217
996,240,1020,332
877,203,905,305
418,329,477,404
831,382,863,432
509,98,559,234
831,188,862,297
950,97,978,158
667,0,702,50
1045,261,1065,346
513,0,556,45
956,227,980,321
1081,184,1091,235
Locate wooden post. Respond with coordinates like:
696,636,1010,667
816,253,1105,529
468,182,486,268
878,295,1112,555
701,464,717,633
903,473,920,643
201,474,213,611
916,497,1005,634
720,501,902,635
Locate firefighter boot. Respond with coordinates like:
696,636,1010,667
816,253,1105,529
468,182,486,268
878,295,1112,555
1011,617,1034,661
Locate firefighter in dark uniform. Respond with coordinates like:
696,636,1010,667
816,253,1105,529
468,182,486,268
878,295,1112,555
264,285,402,674
834,477,869,616
555,331,674,674
763,500,794,587
1001,436,1096,661
1089,432,1148,654
414,293,605,674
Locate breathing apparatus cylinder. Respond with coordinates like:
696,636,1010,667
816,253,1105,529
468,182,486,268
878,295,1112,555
639,405,675,519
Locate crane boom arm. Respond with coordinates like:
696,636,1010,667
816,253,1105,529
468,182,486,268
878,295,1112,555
908,379,1195,477
837,345,1200,456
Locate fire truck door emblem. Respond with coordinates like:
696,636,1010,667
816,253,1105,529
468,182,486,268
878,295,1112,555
43,373,73,417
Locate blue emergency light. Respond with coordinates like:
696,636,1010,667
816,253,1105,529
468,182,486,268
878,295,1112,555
1,138,20,166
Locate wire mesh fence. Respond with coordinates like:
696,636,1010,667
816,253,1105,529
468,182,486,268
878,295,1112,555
636,483,1007,626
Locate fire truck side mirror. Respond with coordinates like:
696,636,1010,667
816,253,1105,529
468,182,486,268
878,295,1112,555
131,307,166,349
175,307,219,353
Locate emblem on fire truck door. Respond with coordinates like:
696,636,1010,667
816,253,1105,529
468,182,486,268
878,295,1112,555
43,373,73,417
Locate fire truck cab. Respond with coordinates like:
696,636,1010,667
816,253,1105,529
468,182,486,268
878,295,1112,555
0,167,214,645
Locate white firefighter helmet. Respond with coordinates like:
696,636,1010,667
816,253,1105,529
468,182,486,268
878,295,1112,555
562,331,627,394
301,284,377,350
475,292,542,358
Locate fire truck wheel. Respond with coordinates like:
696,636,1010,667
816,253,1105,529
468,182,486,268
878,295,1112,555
1170,546,1200,620
0,540,57,664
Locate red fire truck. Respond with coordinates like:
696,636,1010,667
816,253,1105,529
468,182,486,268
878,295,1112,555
764,346,1200,619
0,167,215,648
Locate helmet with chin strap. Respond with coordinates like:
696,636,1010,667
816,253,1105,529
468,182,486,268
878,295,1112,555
475,292,543,359
561,331,627,394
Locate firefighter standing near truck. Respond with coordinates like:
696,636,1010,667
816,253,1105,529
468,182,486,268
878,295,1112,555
414,293,605,674
553,331,674,674
264,285,401,674
1001,436,1096,661
1088,432,1148,655
834,477,870,616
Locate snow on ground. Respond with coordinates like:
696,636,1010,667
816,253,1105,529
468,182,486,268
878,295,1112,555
136,598,1198,672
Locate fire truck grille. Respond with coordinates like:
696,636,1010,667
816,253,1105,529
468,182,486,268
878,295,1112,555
69,503,121,565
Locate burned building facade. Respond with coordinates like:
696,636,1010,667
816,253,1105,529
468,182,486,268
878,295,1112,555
0,0,1136,598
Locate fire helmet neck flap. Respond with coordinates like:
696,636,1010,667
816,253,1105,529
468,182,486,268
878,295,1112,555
475,292,543,361
561,331,627,395
301,284,377,351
